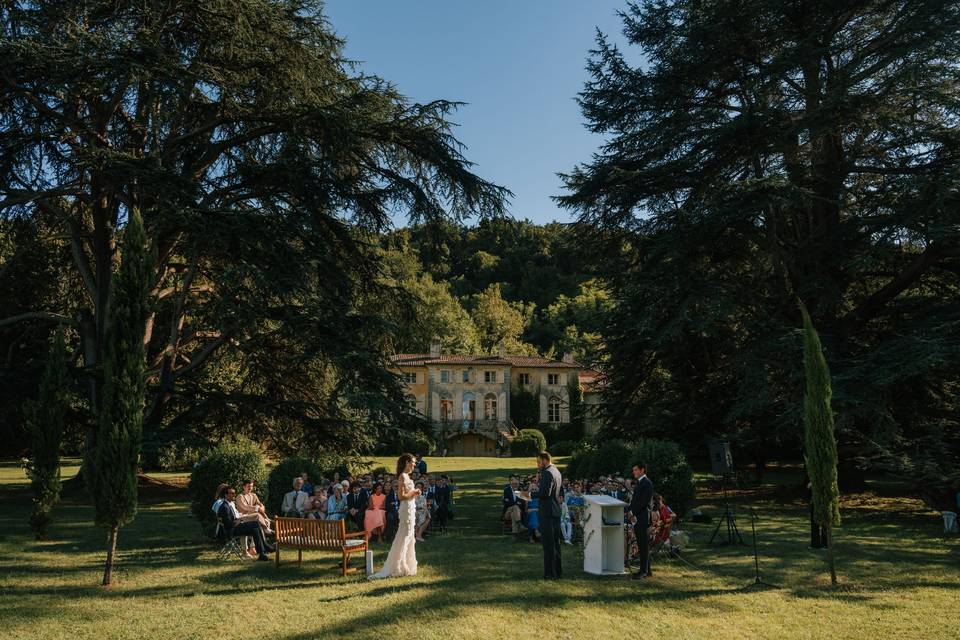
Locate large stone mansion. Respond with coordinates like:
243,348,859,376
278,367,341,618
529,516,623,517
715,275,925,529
390,344,602,456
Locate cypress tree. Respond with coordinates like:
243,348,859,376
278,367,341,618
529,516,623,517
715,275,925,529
25,326,70,539
89,210,153,587
801,305,841,585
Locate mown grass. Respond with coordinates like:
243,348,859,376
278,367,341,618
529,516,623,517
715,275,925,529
1,457,957,640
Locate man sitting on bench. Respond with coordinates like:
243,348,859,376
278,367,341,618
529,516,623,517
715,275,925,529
216,485,274,561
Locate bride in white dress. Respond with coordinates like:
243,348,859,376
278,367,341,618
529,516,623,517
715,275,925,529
369,453,421,579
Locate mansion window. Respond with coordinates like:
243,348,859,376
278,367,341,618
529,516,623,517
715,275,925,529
462,370,471,383
518,373,530,386
484,370,496,383
548,373,559,386
440,370,452,383
406,395,418,413
403,372,417,384
548,397,562,423
484,394,497,420
440,398,454,421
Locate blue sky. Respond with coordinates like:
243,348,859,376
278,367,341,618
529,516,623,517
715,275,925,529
324,1,633,225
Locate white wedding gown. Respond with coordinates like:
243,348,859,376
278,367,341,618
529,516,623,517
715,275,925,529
369,472,418,579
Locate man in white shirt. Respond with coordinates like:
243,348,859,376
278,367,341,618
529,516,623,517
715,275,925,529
281,477,309,517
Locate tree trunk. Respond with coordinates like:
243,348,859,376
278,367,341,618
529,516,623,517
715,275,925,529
826,527,837,585
102,524,119,588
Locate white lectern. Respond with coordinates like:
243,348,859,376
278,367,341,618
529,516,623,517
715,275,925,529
582,494,627,575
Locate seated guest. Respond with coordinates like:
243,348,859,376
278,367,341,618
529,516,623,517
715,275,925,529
304,485,328,520
561,482,585,545
651,494,675,545
446,476,458,520
364,482,388,543
385,480,400,541
326,484,348,520
281,477,309,517
212,483,230,515
502,476,525,536
434,475,451,531
236,479,273,537
346,482,368,533
415,453,427,475
414,481,430,542
566,482,586,540
216,485,273,561
300,472,314,497
605,478,626,501
524,482,541,543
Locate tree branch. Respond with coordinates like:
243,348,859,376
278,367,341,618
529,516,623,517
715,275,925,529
839,242,945,331
0,311,74,328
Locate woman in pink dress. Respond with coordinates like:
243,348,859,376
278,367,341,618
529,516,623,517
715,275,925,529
364,482,388,543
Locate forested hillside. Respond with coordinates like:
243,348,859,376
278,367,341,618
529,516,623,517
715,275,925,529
379,219,609,361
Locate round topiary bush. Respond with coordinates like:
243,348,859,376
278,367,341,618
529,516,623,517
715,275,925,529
266,457,327,517
188,439,267,535
511,428,547,457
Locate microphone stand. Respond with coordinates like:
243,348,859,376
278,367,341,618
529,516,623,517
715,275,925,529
743,506,778,590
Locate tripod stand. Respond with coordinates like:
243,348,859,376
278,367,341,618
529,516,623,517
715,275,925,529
708,474,743,545
743,506,778,589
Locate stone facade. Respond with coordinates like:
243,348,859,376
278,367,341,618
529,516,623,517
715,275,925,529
390,348,591,456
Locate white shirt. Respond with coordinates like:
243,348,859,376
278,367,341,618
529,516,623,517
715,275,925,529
545,464,563,501
282,489,309,513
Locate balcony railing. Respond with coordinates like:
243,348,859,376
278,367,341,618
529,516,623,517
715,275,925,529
433,418,505,436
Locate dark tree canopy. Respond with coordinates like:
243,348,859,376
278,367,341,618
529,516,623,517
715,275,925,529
561,1,960,494
0,1,507,454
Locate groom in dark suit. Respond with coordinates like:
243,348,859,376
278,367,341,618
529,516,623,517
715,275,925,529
628,462,654,578
536,451,563,579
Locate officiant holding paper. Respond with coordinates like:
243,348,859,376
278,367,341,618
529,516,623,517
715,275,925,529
536,451,563,579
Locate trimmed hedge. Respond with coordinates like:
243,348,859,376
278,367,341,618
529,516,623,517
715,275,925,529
511,428,547,457
188,439,267,535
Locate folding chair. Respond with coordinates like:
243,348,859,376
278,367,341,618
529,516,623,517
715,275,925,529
214,517,251,561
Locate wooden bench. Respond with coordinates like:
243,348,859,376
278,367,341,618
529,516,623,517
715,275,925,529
274,517,368,575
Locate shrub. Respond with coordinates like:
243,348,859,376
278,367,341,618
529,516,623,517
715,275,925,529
368,465,390,478
511,429,547,457
140,430,210,471
266,457,327,516
188,439,267,535
563,437,696,516
563,440,597,479
632,438,696,516
157,440,207,472
374,429,435,456
549,440,580,457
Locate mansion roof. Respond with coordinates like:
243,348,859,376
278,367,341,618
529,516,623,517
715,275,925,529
389,353,580,369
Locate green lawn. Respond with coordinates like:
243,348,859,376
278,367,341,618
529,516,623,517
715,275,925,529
1,457,958,640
